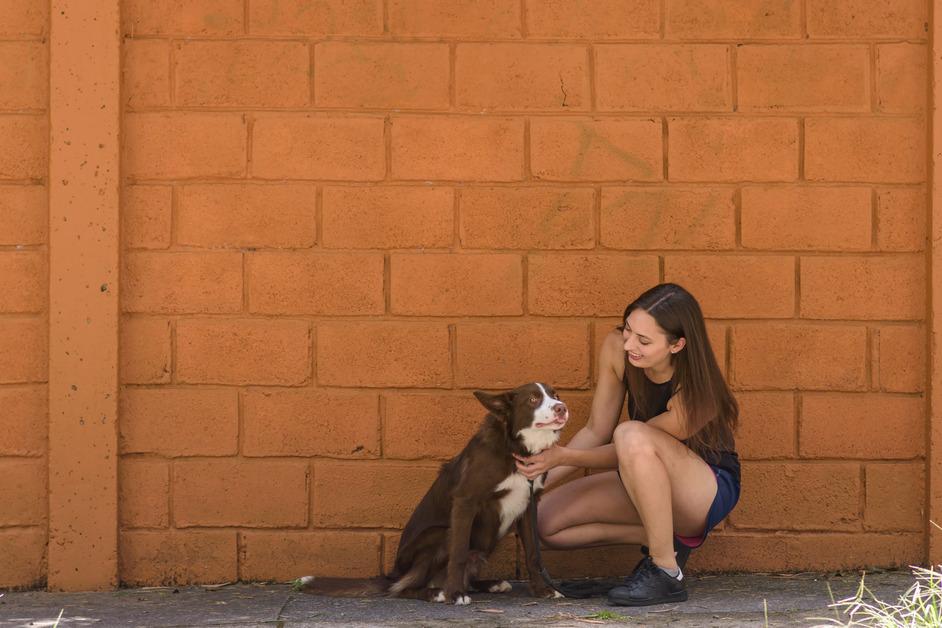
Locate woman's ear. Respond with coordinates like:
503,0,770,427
670,337,686,354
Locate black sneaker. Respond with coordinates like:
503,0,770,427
607,556,687,607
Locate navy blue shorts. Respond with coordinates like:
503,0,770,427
675,465,740,549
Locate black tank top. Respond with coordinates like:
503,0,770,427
625,373,741,484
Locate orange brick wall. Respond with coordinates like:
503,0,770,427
0,0,932,588
0,1,50,589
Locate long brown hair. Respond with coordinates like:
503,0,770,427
622,283,738,459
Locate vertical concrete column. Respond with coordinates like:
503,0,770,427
48,0,120,590
932,0,942,565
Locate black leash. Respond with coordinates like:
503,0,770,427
527,480,621,598
527,480,560,593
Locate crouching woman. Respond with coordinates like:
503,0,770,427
514,283,740,606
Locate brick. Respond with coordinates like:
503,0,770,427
531,118,662,182
876,43,927,113
174,460,308,527
317,322,450,388
252,115,384,181
596,45,730,112
0,185,46,245
460,187,594,250
865,463,924,531
384,394,488,459
0,251,46,313
601,187,735,250
0,459,45,525
242,532,381,581
735,392,795,459
315,42,449,110
0,115,46,180
807,0,927,38
0,529,45,588
457,44,589,111
177,319,311,386
730,462,860,530
178,184,316,248
119,531,236,586
0,42,47,110
119,459,169,529
666,0,801,39
389,0,521,38
800,255,925,320
0,386,45,455
123,40,170,110
526,0,659,39
121,251,242,314
120,317,171,384
668,118,798,182
738,45,869,112
456,322,590,388
123,0,243,36
0,0,48,37
123,186,171,249
690,532,921,572
119,388,238,456
877,187,926,251
313,461,439,528
124,113,246,179
243,389,380,457
805,118,925,183
556,391,596,442
665,255,794,318
801,393,924,459
249,0,382,36
391,116,524,182
741,187,871,251
528,254,659,316
0,318,46,383
176,41,309,108
248,252,384,315
322,186,454,249
390,253,523,316
878,325,925,393
731,324,867,391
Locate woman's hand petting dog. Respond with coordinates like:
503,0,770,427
514,446,568,480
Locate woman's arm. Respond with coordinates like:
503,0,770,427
539,330,628,488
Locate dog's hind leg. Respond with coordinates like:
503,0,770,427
471,579,513,593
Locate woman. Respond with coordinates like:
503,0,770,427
514,283,740,606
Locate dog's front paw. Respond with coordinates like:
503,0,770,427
444,589,471,605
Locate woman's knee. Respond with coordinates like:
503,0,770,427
613,421,657,460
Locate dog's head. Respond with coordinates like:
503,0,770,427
473,382,569,454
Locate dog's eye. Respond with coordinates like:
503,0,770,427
529,395,539,405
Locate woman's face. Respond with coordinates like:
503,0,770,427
622,309,684,369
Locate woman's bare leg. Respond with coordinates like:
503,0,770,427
537,471,647,549
613,421,717,571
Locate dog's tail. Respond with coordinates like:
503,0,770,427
294,575,389,597
386,563,428,596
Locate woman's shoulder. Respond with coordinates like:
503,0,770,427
599,328,627,381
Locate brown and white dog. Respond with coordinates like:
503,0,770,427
300,382,568,604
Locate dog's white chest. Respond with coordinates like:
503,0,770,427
493,472,542,538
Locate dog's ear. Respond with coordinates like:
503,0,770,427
473,391,512,416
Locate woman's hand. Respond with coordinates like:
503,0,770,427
514,446,568,480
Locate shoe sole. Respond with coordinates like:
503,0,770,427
607,590,688,607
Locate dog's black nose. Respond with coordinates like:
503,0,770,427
553,403,567,416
